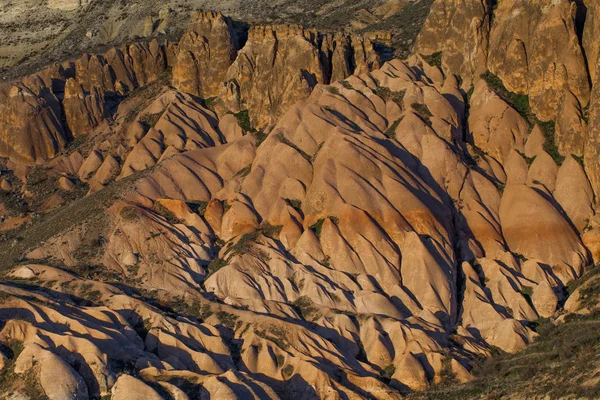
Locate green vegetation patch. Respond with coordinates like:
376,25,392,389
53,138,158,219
411,102,433,125
384,117,404,139
421,51,442,68
275,133,313,162
139,109,165,129
375,87,406,108
153,202,182,224
233,110,255,133
292,295,319,321
186,200,208,217
216,311,239,330
481,71,564,165
310,218,326,237
481,71,530,120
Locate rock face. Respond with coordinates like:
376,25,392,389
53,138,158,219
468,79,528,163
63,78,105,137
172,11,237,98
414,0,491,87
220,25,381,128
0,84,66,165
584,0,600,82
487,0,590,121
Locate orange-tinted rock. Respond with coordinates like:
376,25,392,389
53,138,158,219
488,0,590,121
63,78,105,137
499,184,588,283
556,91,587,157
0,84,66,166
468,79,528,163
414,0,490,87
584,0,600,82
173,11,237,98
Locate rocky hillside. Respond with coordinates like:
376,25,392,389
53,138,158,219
0,1,598,399
0,0,430,79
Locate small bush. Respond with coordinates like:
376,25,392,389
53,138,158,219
286,199,302,212
411,102,433,125
153,203,181,224
234,165,252,178
375,87,406,107
261,222,283,239
187,201,208,216
481,71,530,120
517,151,536,167
139,110,165,129
421,51,442,68
282,364,294,378
381,364,396,381
535,119,564,165
207,258,228,275
292,296,318,320
384,117,403,139
255,130,269,147
216,311,239,330
234,110,255,133
254,326,291,350
120,206,143,221
275,133,312,162
310,218,326,237
573,154,585,168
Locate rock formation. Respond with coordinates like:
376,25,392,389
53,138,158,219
414,0,491,88
0,3,599,399
172,11,238,98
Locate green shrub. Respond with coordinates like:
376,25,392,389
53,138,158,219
153,203,181,224
384,117,404,139
255,130,269,147
275,133,312,162
187,201,208,216
481,71,530,120
234,110,255,133
375,87,406,107
261,222,283,239
411,102,433,125
216,311,239,330
139,110,165,129
421,51,442,68
282,364,294,378
310,218,326,237
207,258,228,275
120,206,143,221
381,364,396,381
234,165,252,178
292,296,318,320
287,199,302,212
535,119,564,165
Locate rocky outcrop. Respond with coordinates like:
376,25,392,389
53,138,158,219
220,25,381,128
584,0,600,82
63,78,105,137
2,6,600,399
414,0,491,87
172,11,237,98
468,79,528,163
0,84,66,165
487,0,590,121
585,59,600,198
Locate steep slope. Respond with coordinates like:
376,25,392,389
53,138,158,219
0,2,599,399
